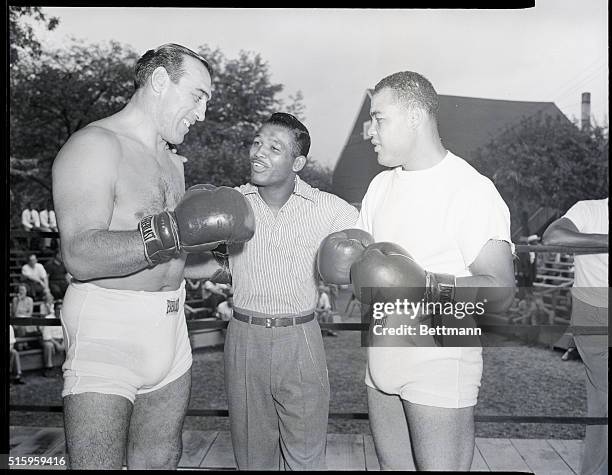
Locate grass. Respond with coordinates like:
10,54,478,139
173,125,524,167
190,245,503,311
10,289,588,440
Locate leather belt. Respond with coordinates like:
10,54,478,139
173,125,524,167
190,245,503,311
233,311,315,328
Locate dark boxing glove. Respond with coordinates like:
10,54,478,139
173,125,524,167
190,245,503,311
176,184,255,252
138,184,255,266
317,229,375,285
350,242,456,305
138,212,182,266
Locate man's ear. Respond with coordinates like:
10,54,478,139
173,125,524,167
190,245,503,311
292,155,307,173
150,66,170,94
408,106,425,129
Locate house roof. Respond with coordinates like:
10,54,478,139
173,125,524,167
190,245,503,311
332,91,570,203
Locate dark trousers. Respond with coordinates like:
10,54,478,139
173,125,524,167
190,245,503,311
224,316,329,470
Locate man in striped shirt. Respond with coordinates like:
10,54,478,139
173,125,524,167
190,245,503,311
197,113,358,469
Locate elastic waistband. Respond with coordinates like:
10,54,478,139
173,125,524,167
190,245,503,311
69,280,186,299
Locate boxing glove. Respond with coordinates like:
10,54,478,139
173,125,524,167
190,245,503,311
350,242,456,305
317,229,375,285
138,184,255,266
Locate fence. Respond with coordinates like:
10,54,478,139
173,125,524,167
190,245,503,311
8,231,609,426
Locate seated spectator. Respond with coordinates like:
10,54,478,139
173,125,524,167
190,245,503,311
21,253,49,300
328,283,339,311
44,251,70,300
21,202,35,231
316,284,337,337
39,200,55,250
12,284,37,337
9,325,26,385
216,294,234,321
344,291,362,319
201,281,226,317
39,292,65,377
21,202,41,249
186,278,203,301
518,292,554,326
48,207,58,232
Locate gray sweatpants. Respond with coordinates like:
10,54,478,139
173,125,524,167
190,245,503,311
224,316,330,470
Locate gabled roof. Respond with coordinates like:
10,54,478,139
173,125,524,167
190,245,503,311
332,91,571,203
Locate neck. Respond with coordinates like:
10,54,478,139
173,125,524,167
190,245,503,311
401,127,447,171
116,94,168,154
257,176,297,210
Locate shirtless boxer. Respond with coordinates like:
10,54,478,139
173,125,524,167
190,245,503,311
52,43,254,470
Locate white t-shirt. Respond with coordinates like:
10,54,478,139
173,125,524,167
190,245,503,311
30,209,41,228
564,198,609,307
22,263,48,283
39,209,50,229
356,151,512,408
216,301,233,321
21,209,33,231
42,315,64,341
48,210,57,230
317,292,331,311
356,151,512,275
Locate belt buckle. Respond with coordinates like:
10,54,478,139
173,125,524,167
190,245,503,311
265,318,272,328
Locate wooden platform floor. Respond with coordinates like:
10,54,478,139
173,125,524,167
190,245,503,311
10,426,584,472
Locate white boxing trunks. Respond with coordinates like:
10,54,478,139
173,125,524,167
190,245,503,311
61,280,192,403
365,346,483,409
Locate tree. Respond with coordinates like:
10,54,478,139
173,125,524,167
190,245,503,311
9,40,307,226
299,160,333,192
180,46,306,188
10,40,138,222
476,114,608,230
9,6,59,66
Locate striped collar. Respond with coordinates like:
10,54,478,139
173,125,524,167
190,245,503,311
242,175,316,203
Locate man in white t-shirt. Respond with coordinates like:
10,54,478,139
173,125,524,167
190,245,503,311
21,253,49,300
543,198,608,475
318,71,515,470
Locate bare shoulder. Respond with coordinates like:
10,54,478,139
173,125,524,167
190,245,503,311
53,124,122,173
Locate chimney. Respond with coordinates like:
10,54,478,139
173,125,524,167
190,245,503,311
581,92,591,132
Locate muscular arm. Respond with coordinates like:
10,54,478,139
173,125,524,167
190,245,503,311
454,239,516,314
542,217,609,249
184,252,222,280
52,128,149,281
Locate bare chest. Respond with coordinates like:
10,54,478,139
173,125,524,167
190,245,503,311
111,147,185,228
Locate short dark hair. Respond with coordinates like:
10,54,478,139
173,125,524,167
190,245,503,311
134,43,212,90
263,112,311,157
374,71,439,119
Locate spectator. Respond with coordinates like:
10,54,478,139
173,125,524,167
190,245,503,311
21,202,41,249
204,280,226,302
517,292,554,326
216,294,234,321
515,291,555,345
21,253,49,300
344,291,362,319
316,284,337,337
9,325,26,385
11,284,36,337
21,202,35,231
328,283,339,311
39,199,55,250
48,207,58,232
39,291,65,377
543,197,608,475
44,251,71,300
